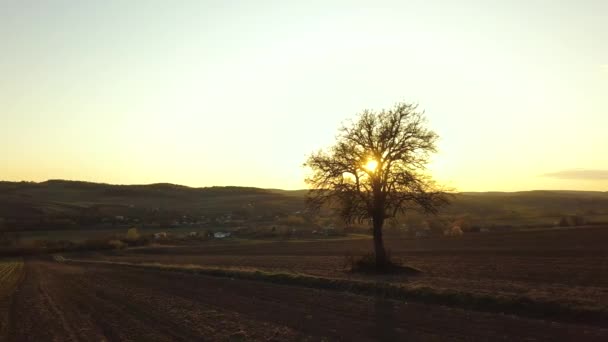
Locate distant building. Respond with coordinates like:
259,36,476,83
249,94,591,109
154,232,167,239
214,232,231,239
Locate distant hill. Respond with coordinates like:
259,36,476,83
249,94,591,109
266,189,309,197
441,190,608,227
1,180,607,231
0,180,304,230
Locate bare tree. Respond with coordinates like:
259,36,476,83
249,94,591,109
304,102,449,269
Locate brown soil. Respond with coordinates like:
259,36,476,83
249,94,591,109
82,227,608,310
3,259,608,341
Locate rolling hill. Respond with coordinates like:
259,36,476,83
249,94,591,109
1,180,607,232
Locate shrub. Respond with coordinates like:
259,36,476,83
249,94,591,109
108,239,127,249
126,227,140,241
344,250,422,274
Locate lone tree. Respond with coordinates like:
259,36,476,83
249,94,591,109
304,102,449,270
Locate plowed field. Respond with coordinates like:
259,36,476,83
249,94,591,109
2,260,607,341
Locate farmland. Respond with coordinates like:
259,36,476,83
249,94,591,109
1,258,607,341
77,226,608,314
2,225,605,340
1,227,608,340
0,259,24,337
4,1,607,340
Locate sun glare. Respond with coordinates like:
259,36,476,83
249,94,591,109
364,159,378,172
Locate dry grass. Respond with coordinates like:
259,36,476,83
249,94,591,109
0,259,24,298
0,258,24,339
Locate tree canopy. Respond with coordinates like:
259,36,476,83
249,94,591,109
304,102,449,268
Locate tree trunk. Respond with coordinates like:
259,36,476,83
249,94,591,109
372,217,388,269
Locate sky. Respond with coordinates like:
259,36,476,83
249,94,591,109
1,0,607,191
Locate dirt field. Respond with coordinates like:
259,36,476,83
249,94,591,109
1,227,607,340
83,227,608,312
1,259,607,341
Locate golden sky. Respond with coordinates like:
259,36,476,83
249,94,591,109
1,1,607,191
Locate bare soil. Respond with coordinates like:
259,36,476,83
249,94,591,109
2,259,608,341
84,227,608,311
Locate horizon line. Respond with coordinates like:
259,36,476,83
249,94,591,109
1,178,606,194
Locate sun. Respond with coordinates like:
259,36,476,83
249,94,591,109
364,159,378,172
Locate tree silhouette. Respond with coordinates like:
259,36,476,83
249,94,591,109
305,102,449,269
